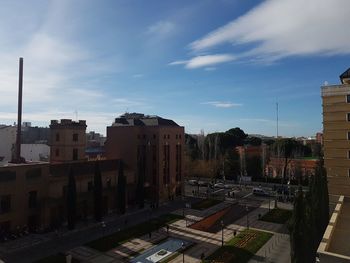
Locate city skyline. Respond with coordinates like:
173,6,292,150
0,0,350,136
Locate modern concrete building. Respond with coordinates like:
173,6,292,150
106,113,185,204
322,68,350,197
49,119,87,163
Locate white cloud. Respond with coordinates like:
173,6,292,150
170,54,235,69
147,21,175,36
201,101,242,108
190,0,350,60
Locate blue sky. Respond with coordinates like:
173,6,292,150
0,0,349,137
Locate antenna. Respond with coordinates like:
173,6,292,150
276,102,279,138
74,110,78,121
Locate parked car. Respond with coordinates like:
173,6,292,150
252,187,270,196
188,180,198,186
198,181,209,187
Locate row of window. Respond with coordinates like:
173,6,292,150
55,133,79,142
0,191,37,214
137,134,182,140
62,179,112,195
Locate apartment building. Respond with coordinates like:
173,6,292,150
106,113,185,204
322,68,350,197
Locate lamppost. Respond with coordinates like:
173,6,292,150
245,206,249,229
181,242,185,263
221,220,224,246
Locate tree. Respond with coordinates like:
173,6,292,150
67,167,76,230
223,149,240,181
244,136,262,146
94,162,103,222
246,156,262,179
117,160,126,214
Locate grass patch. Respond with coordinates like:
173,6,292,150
34,254,80,263
260,208,292,224
86,213,183,252
204,229,272,263
191,199,222,210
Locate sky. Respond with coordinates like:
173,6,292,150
0,0,349,137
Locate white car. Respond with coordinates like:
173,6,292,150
214,183,225,188
188,180,198,186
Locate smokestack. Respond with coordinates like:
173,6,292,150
15,57,23,163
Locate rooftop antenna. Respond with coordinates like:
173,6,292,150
276,102,279,138
74,110,78,121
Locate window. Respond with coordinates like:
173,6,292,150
347,113,350,121
62,185,67,196
106,178,111,188
73,133,78,142
88,181,93,191
56,133,60,141
163,134,166,139
179,134,181,139
73,148,78,160
167,134,170,139
55,149,59,157
28,191,37,209
348,169,350,178
143,134,146,139
0,195,11,214
348,132,350,140
348,150,350,159
176,135,178,139
347,94,350,103
153,134,156,139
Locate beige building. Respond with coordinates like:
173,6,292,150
322,68,350,197
50,119,87,163
106,113,184,205
319,68,350,261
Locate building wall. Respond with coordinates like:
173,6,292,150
322,84,350,197
266,157,317,178
106,125,185,203
0,159,122,233
0,126,16,162
21,144,50,162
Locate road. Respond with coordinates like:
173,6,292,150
0,199,191,263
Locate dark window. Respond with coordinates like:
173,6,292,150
137,134,140,139
26,168,41,180
153,134,156,139
55,149,59,157
73,133,78,142
176,135,178,139
348,132,350,140
347,113,350,121
62,185,67,196
0,195,11,214
179,134,181,139
73,148,78,160
347,95,350,103
88,181,93,191
28,191,37,209
348,150,350,159
163,134,166,139
167,134,170,139
56,133,60,141
143,134,146,139
0,171,16,182
106,178,111,188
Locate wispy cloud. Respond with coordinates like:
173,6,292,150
132,74,144,78
146,21,175,36
189,0,350,61
201,101,242,108
170,54,235,69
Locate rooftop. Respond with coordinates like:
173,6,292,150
112,113,180,127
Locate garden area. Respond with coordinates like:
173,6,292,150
86,213,183,252
191,199,222,210
204,229,272,263
260,208,292,224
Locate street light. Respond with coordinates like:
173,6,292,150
245,206,249,230
181,242,185,263
221,220,224,246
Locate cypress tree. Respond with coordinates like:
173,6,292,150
67,167,77,230
117,160,126,214
290,188,306,263
94,161,103,222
